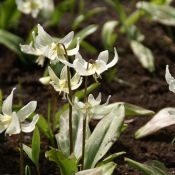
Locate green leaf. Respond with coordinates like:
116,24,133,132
91,102,154,120
135,107,175,139
125,158,170,175
151,0,172,5
130,40,155,72
46,0,70,27
75,82,100,100
101,152,126,164
53,82,100,129
76,162,116,175
46,148,78,175
55,108,90,159
72,7,106,30
37,115,54,145
32,127,40,167
137,1,175,26
23,144,33,163
123,10,144,29
102,20,118,50
70,24,98,48
0,29,23,58
84,105,125,169
0,0,20,29
81,41,98,54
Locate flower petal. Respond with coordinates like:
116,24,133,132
39,76,51,85
17,101,37,122
2,88,15,116
94,60,107,75
36,55,45,66
71,74,83,90
88,93,101,106
35,24,53,48
106,48,118,69
97,50,109,63
5,112,20,136
48,66,60,84
0,114,8,134
73,55,95,76
60,66,68,80
21,114,39,133
59,31,74,48
67,38,80,56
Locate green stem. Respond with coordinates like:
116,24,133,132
36,166,40,175
82,76,88,170
19,132,24,175
67,66,74,154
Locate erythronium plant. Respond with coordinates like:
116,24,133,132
19,24,156,175
20,24,79,67
15,0,54,18
0,88,39,175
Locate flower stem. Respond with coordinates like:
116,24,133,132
36,166,40,175
67,66,74,154
19,132,24,175
82,76,88,170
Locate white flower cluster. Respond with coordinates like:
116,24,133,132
0,88,39,136
16,0,54,18
20,24,119,115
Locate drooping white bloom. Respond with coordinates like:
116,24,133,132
20,24,79,66
48,66,82,95
73,48,118,78
0,88,39,136
74,93,111,119
16,0,54,18
165,65,175,93
39,76,51,85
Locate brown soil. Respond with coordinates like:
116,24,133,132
0,0,175,174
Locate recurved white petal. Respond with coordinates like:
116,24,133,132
21,114,39,133
60,66,68,80
20,43,39,55
71,75,83,90
97,50,109,63
59,31,74,48
5,112,20,136
88,93,101,106
2,88,15,116
67,38,80,56
94,60,107,75
17,101,37,122
48,66,60,84
73,57,92,76
106,48,118,68
35,24,53,48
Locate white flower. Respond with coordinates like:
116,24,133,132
74,93,111,119
165,65,175,93
0,88,39,136
48,66,82,95
73,48,118,78
16,0,54,18
39,76,51,85
20,24,79,66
